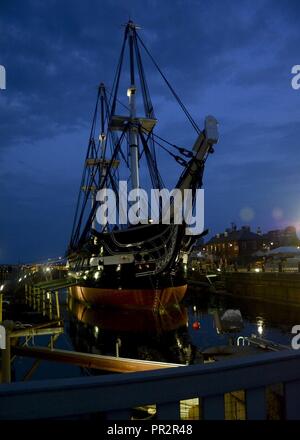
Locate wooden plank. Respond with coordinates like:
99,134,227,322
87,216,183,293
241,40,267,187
55,291,60,319
246,387,266,419
202,395,224,420
10,326,64,338
12,346,183,373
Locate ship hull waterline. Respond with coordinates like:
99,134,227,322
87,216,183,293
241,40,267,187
69,284,187,310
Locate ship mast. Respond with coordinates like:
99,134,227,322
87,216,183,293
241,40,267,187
99,82,107,186
127,21,140,190
69,20,218,252
92,82,107,230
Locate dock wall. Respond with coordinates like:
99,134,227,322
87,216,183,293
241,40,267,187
223,272,300,306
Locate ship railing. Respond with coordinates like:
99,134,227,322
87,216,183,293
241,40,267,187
0,349,300,419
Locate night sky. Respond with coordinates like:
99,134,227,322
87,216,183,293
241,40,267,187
1,0,300,263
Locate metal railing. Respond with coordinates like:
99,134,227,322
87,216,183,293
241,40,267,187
0,350,300,420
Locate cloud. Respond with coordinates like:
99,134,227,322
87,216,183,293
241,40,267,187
1,0,300,261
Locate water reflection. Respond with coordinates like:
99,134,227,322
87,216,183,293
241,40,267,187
186,287,299,345
256,317,264,336
67,287,299,370
68,295,188,334
13,287,299,382
68,295,194,365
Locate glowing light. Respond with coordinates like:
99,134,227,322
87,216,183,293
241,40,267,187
18,278,22,283
116,264,121,272
0,285,4,291
258,324,263,335
257,319,264,335
270,242,274,246
217,268,221,272
254,268,260,273
94,326,99,337
46,267,51,272
176,337,183,349
192,267,195,271
94,271,100,280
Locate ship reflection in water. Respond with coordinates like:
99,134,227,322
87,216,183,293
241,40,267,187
67,287,296,371
67,295,195,366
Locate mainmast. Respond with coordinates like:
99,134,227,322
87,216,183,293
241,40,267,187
108,20,157,194
127,20,140,190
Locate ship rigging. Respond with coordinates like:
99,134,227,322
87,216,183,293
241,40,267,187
67,21,219,310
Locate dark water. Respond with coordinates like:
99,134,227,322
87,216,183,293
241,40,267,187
12,287,300,381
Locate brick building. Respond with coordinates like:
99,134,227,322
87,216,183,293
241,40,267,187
203,225,262,264
203,224,300,265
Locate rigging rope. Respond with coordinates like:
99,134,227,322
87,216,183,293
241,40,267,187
136,33,201,135
70,88,101,247
69,25,209,251
142,127,194,158
76,129,127,248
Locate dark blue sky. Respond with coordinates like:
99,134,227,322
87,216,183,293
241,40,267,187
1,0,300,263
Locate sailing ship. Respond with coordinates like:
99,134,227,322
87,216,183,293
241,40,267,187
67,21,219,310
